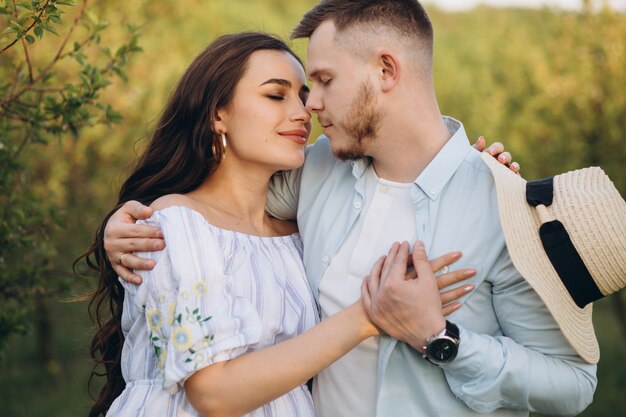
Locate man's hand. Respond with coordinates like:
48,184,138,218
361,241,473,352
473,136,520,175
104,200,165,284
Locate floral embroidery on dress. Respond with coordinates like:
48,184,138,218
110,207,317,415
193,279,208,296
148,279,215,372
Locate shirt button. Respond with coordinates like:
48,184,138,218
353,200,362,209
378,184,388,194
430,188,437,196
322,255,330,263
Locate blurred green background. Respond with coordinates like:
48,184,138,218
1,0,624,416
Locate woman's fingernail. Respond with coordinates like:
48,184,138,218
463,284,475,292
465,269,476,277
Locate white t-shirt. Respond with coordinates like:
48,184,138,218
314,166,417,417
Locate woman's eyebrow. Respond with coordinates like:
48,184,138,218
259,78,291,87
260,78,309,94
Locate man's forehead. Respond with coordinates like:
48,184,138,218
305,21,343,76
305,51,337,79
306,20,339,54
310,19,337,41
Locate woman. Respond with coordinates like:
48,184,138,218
79,32,475,417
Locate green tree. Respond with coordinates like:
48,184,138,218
1,2,623,415
0,0,141,360
431,4,626,415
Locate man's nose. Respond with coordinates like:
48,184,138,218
305,90,323,113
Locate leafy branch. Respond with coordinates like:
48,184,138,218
0,0,141,358
0,0,88,108
0,0,52,53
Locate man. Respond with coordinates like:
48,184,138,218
105,1,596,416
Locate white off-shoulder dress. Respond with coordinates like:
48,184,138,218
107,206,318,417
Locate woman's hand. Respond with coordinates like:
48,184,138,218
425,251,476,315
381,248,475,316
473,136,521,175
348,299,382,338
360,241,474,350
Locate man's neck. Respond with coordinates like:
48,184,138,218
370,114,451,183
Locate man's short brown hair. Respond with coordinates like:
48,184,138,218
291,0,433,55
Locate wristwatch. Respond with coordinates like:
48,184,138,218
422,320,460,365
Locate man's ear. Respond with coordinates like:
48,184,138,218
378,51,400,92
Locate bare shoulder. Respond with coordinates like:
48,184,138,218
271,218,299,236
150,194,197,212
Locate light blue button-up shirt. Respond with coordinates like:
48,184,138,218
267,117,597,416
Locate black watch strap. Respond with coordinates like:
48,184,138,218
445,320,459,339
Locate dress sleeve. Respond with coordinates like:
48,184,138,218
136,207,262,394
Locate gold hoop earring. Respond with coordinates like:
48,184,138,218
212,132,227,160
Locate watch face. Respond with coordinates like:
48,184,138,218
428,338,458,363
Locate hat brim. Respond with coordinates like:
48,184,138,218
481,153,599,364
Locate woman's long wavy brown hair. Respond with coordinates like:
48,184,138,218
74,32,302,417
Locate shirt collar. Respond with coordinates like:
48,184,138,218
351,157,371,179
415,116,472,200
351,116,472,199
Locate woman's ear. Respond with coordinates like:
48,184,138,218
213,107,227,134
378,51,400,93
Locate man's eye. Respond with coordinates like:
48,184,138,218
321,78,332,86
267,95,284,101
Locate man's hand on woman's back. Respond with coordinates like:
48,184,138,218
104,200,164,284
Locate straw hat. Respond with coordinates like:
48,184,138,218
481,152,626,364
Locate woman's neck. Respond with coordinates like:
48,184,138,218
186,162,280,236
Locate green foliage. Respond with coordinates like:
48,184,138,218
432,5,626,192
0,1,623,415
0,0,141,356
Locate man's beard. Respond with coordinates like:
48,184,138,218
333,80,381,161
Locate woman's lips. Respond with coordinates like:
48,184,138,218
278,129,309,145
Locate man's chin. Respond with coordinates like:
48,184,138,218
326,132,367,161
332,146,366,161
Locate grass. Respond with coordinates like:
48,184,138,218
1,297,624,416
